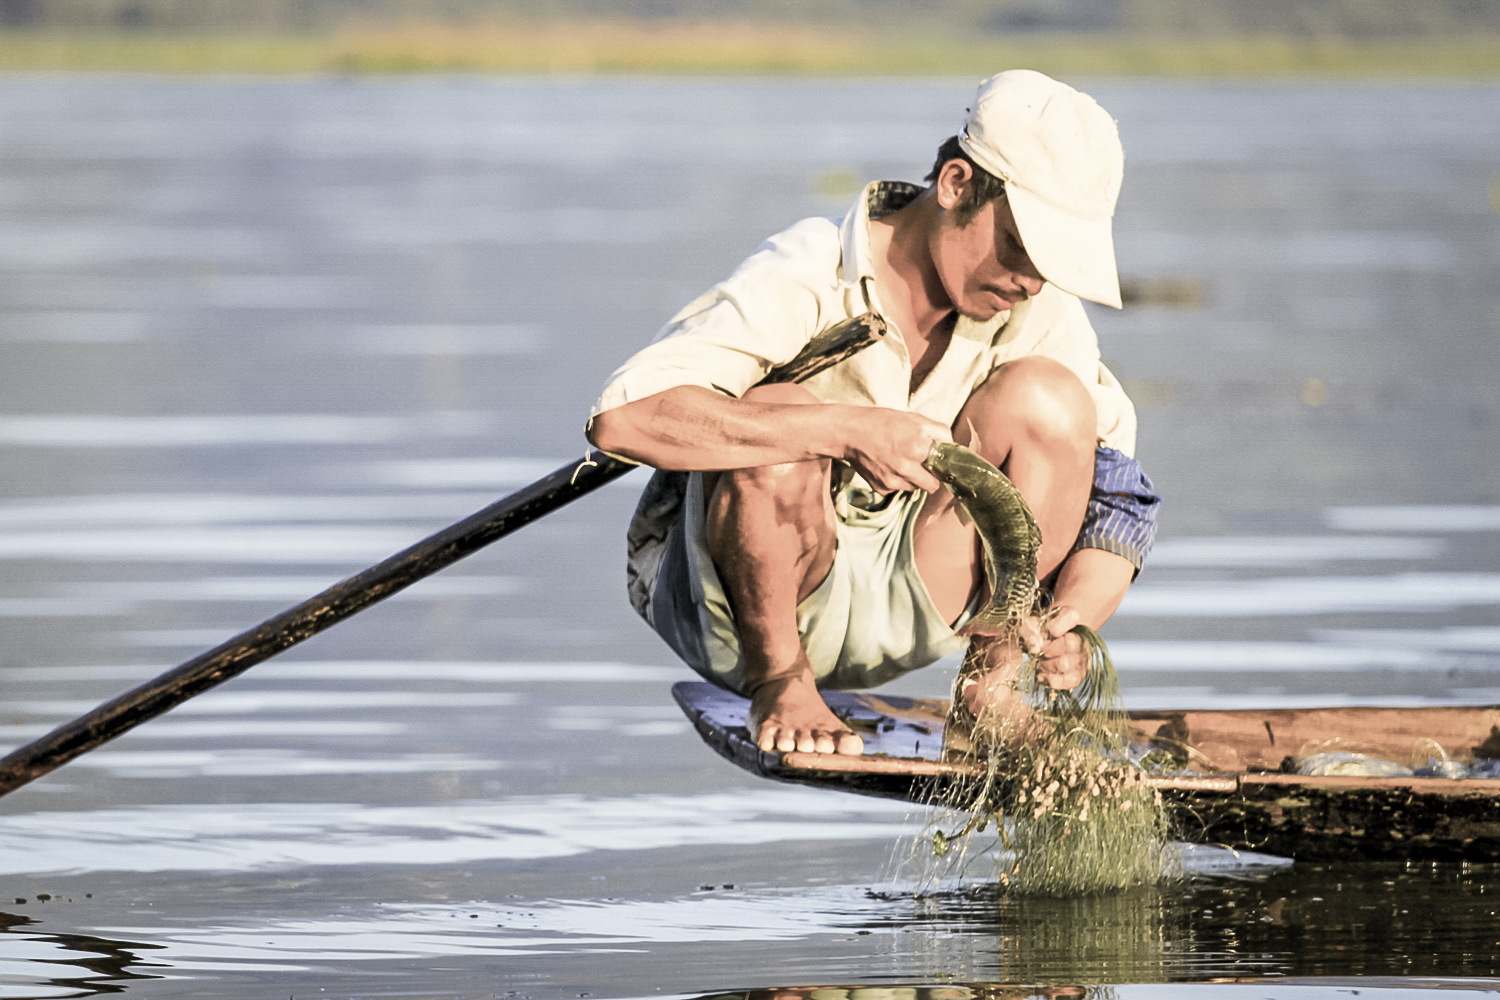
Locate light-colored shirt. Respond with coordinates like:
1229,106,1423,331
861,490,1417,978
590,180,1137,457
589,181,1151,621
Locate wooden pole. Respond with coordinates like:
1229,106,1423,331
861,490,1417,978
0,312,886,798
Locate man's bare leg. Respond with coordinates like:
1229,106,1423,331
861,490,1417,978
705,383,864,756
911,356,1098,726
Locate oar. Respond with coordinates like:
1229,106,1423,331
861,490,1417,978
0,313,888,798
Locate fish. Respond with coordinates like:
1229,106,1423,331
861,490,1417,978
922,441,1041,638
921,444,1169,892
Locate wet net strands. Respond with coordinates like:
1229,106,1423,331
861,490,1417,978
918,444,1174,896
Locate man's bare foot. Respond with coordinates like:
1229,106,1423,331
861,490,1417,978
956,634,1033,742
749,670,864,756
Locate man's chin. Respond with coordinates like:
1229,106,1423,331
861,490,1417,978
960,300,1017,322
971,288,1034,319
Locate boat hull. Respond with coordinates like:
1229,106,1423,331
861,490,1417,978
672,681,1500,861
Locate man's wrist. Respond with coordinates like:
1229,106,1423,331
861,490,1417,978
805,402,855,464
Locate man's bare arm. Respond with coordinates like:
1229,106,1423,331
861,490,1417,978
588,385,952,494
1049,548,1135,629
1028,547,1136,688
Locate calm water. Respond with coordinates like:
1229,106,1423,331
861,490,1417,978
1,76,1499,997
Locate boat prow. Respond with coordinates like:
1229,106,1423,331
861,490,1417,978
673,680,1500,861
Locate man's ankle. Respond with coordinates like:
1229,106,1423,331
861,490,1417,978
748,667,813,697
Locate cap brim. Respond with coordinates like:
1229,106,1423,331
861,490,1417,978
1006,185,1122,310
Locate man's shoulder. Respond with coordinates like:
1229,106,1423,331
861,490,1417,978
655,215,846,341
731,215,843,279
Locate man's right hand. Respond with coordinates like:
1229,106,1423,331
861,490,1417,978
839,406,953,494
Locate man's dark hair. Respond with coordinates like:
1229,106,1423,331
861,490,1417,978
926,135,1007,228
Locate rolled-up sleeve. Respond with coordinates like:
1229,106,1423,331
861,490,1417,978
1073,447,1161,573
590,217,839,421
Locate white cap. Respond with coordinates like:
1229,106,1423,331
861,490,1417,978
958,70,1125,309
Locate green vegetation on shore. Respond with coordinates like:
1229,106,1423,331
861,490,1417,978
1,23,1499,77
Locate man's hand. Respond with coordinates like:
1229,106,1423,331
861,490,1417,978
840,407,953,494
1018,605,1090,691
960,606,1090,723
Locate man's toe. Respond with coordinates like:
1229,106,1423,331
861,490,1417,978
835,731,864,756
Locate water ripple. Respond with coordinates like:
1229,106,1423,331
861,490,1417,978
0,791,915,875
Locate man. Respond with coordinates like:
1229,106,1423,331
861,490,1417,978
587,70,1159,757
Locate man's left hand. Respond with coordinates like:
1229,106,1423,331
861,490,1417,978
1019,605,1089,690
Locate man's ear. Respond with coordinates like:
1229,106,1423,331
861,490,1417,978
934,158,974,211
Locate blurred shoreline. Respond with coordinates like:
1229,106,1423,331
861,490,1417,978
1,22,1499,77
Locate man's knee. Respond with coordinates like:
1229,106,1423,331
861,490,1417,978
706,454,835,577
711,380,827,503
717,455,828,505
706,379,831,549
972,356,1096,446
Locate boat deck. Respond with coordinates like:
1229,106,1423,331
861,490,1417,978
673,681,1500,861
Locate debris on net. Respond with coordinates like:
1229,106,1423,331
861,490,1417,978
930,624,1174,897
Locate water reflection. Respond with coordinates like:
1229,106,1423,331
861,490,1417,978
6,862,1494,993
0,911,163,998
694,986,1500,999
997,861,1500,980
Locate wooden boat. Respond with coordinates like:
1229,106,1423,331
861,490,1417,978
673,680,1500,862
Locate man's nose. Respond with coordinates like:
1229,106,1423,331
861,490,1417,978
1018,270,1045,298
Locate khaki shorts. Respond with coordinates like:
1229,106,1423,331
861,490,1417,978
648,471,972,695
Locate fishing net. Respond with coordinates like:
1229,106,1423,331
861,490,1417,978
929,625,1174,896
916,441,1174,895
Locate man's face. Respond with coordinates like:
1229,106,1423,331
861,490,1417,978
929,174,1046,321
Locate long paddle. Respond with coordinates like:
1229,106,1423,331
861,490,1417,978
0,313,888,798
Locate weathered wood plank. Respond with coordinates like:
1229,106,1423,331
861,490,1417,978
673,680,1500,860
